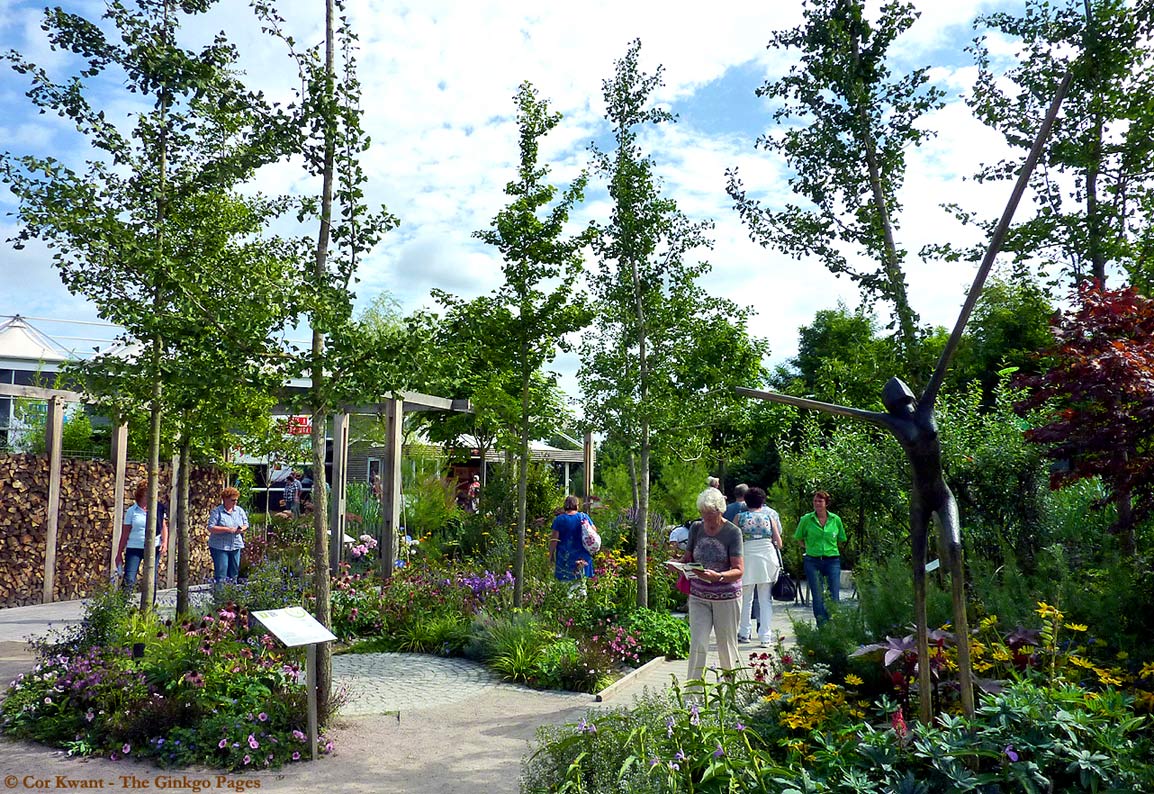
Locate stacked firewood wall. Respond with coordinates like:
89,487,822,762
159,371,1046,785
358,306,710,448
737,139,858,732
0,454,222,606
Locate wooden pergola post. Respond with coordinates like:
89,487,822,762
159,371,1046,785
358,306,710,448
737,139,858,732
583,432,595,511
109,420,129,580
329,412,350,572
41,396,65,604
379,398,403,579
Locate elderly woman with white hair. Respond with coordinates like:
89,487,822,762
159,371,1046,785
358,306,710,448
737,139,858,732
677,487,744,683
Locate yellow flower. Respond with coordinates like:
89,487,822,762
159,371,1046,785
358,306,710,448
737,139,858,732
1064,623,1088,632
1068,655,1094,669
979,615,999,630
1134,689,1154,712
844,674,863,687
1139,662,1154,679
1035,601,1063,621
1115,650,1129,661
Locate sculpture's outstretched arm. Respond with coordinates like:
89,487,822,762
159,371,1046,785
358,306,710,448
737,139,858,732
735,387,886,426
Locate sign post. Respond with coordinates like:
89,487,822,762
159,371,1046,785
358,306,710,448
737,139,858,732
252,606,337,760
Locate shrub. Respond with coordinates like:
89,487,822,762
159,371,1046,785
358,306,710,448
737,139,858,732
2,601,323,771
618,608,690,661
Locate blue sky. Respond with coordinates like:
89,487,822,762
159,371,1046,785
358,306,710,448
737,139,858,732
0,0,1028,399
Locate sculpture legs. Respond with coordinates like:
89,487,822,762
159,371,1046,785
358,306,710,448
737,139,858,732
911,502,933,724
936,496,975,717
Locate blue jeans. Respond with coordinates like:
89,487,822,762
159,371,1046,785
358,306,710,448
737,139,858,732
123,548,145,588
210,547,242,586
804,555,841,624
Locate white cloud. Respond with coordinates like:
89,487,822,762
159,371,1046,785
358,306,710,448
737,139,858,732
2,0,1056,403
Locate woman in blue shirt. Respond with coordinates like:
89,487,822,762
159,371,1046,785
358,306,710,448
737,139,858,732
549,495,595,591
207,486,248,586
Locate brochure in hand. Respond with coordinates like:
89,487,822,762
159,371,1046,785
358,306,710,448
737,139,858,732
665,560,706,579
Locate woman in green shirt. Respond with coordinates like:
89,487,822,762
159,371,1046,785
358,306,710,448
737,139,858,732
794,490,846,624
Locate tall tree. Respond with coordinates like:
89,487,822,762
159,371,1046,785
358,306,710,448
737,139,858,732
256,0,398,720
582,40,767,607
727,0,944,369
2,0,292,609
951,0,1154,290
1015,282,1154,555
463,81,590,607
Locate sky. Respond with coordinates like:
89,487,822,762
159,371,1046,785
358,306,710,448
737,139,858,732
0,0,1032,405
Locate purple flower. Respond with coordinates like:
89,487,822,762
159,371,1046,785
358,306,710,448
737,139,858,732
292,729,306,742
218,739,228,749
122,744,131,755
1005,745,1019,762
675,751,686,761
243,754,251,765
734,722,745,732
666,716,675,737
689,705,700,726
292,751,301,761
668,761,680,771
258,712,269,722
713,744,725,758
248,734,259,750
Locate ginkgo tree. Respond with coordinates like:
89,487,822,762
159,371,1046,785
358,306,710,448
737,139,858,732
1,0,297,609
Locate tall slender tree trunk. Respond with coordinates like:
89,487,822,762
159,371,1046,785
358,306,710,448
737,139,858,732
308,0,337,723
851,27,918,364
631,262,649,608
142,6,171,611
513,339,531,608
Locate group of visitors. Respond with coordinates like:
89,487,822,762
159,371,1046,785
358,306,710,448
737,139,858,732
550,479,847,685
117,482,251,598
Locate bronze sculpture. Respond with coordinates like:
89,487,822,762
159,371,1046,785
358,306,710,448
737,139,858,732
738,74,1071,723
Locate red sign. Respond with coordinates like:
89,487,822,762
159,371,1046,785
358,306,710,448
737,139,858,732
286,416,312,435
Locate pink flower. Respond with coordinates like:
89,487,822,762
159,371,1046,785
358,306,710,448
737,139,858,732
292,752,301,761
243,754,251,765
219,739,228,749
258,712,269,722
122,743,131,754
248,734,259,749
292,730,306,742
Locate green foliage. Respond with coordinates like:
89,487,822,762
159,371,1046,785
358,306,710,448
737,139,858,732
482,461,564,536
3,596,322,771
853,554,954,641
958,0,1154,290
580,38,769,608
729,0,944,363
523,669,1154,793
465,610,547,684
648,458,711,525
618,608,690,661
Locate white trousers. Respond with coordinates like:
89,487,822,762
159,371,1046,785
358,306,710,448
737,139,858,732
739,582,774,643
687,595,741,683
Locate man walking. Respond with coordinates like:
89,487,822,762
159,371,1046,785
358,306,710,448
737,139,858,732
282,470,303,519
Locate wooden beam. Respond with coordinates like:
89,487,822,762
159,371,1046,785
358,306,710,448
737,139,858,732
42,396,65,604
329,413,350,572
379,398,403,580
583,432,595,511
0,383,84,402
109,421,128,581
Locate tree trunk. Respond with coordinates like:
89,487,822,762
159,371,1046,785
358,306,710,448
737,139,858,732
307,0,337,724
513,341,531,608
851,31,918,364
